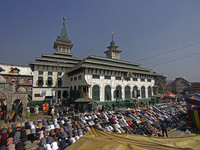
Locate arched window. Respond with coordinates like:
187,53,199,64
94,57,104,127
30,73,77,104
132,86,138,98
148,86,152,97
92,85,100,100
125,86,131,99
105,85,111,101
141,86,146,98
115,85,122,99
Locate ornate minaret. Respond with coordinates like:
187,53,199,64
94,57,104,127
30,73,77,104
53,17,73,53
104,32,122,60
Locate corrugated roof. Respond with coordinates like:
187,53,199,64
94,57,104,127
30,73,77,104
0,64,33,75
66,55,158,76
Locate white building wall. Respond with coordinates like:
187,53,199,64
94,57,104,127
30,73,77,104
32,65,70,101
84,72,155,102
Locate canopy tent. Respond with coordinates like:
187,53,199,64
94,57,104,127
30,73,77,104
186,95,200,131
66,128,200,150
167,92,176,98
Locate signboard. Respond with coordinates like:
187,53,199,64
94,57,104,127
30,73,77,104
40,90,46,96
45,90,55,96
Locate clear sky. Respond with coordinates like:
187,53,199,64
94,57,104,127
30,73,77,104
1,0,200,82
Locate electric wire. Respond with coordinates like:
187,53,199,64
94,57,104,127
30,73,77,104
148,51,200,68
135,41,200,62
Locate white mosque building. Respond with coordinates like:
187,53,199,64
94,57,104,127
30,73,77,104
29,18,159,105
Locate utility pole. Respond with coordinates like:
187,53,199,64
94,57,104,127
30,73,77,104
56,61,59,104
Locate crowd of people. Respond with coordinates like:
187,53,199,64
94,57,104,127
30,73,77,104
0,101,187,150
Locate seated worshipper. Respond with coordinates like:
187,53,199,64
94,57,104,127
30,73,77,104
78,129,83,136
39,137,47,147
46,136,55,144
8,129,15,138
66,139,72,146
51,141,59,150
75,135,80,141
14,131,21,144
44,143,52,150
1,134,8,146
7,144,15,150
16,141,24,150
20,129,28,142
24,140,33,149
61,131,68,140
50,124,56,130
2,127,8,134
50,129,56,138
59,140,68,150
56,132,63,141
53,118,58,125
39,130,44,140
72,128,78,136
46,125,51,132
7,137,14,146
54,124,60,129
69,136,76,144
55,128,60,134
25,122,31,129
28,132,37,142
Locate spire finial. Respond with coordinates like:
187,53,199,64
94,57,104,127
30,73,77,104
63,17,66,24
112,31,114,42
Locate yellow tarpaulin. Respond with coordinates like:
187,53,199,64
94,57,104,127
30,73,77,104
66,128,200,150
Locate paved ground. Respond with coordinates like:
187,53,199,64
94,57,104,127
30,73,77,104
0,112,52,127
0,112,194,138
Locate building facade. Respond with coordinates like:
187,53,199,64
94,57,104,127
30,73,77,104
0,75,28,118
153,74,167,95
29,19,82,102
29,18,159,103
190,82,200,94
0,64,33,92
167,77,191,95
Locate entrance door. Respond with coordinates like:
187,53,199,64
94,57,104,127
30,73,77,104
12,99,23,117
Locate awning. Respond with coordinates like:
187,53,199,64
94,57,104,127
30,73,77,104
167,92,176,97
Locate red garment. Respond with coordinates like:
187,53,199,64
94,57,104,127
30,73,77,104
126,121,131,126
16,127,21,131
1,133,7,140
133,103,136,109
